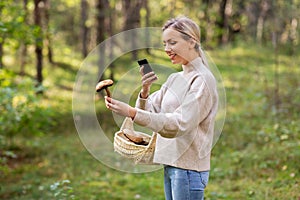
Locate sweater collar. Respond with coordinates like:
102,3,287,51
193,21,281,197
182,57,205,74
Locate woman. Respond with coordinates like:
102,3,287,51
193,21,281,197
105,16,218,200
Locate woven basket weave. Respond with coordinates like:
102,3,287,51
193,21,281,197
113,117,157,164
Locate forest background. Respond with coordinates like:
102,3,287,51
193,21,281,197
0,0,299,199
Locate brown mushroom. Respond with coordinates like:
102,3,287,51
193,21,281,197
96,79,114,97
123,129,149,145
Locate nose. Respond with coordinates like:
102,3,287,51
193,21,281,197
164,43,171,52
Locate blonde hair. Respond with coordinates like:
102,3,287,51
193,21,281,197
162,16,209,67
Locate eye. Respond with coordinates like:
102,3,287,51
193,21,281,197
163,40,177,47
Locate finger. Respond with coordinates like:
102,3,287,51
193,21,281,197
144,71,155,78
142,72,155,82
107,102,116,111
105,96,113,103
104,96,113,109
150,75,158,82
108,103,114,110
108,97,117,105
104,97,109,106
105,101,110,109
105,100,111,109
143,75,157,85
140,66,144,75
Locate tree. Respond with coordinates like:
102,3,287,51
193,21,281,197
80,0,89,58
0,0,35,70
20,0,28,75
256,0,270,44
217,0,233,45
123,0,143,60
108,1,116,80
202,0,216,46
142,0,151,54
34,0,44,87
44,0,54,64
96,0,109,82
0,2,4,69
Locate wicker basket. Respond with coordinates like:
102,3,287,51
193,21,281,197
113,117,157,164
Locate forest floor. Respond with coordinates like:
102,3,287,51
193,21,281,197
1,43,300,200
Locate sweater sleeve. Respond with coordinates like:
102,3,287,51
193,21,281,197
135,90,163,112
135,73,176,112
134,75,216,138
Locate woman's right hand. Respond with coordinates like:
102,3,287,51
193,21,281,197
140,66,158,98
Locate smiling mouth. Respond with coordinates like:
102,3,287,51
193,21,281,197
169,54,176,60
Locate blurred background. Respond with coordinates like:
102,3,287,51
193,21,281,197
0,0,299,199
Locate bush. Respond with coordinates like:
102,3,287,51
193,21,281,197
0,69,56,146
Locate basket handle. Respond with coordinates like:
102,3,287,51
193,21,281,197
120,117,134,131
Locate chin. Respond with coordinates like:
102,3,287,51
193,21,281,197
171,58,182,65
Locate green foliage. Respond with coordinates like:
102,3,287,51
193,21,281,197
50,180,77,200
49,0,81,47
0,0,37,47
0,69,56,146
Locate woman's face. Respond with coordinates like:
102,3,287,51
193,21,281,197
162,28,194,65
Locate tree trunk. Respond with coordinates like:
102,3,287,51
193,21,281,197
271,2,280,118
202,0,214,46
20,0,28,75
44,0,54,64
218,0,232,45
34,0,44,88
256,0,270,44
123,0,143,60
96,0,107,44
0,5,3,69
81,0,89,58
96,0,108,81
36,46,43,85
108,1,115,81
289,18,298,55
143,0,151,54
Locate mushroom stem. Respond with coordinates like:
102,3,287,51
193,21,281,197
105,88,111,97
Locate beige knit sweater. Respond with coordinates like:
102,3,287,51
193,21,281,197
133,57,218,172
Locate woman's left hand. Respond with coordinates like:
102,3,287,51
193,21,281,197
105,96,136,118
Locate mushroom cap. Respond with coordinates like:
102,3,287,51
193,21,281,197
96,79,114,92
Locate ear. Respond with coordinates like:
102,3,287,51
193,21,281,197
188,39,196,49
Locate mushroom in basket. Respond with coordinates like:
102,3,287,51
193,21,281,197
123,129,149,145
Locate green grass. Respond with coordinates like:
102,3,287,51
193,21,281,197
1,43,300,199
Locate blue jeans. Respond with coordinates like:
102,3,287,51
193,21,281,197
164,165,209,200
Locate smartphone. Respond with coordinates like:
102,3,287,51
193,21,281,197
137,59,153,74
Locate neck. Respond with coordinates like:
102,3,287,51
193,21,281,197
183,51,200,65
190,51,200,61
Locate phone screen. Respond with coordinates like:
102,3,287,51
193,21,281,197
138,59,153,74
